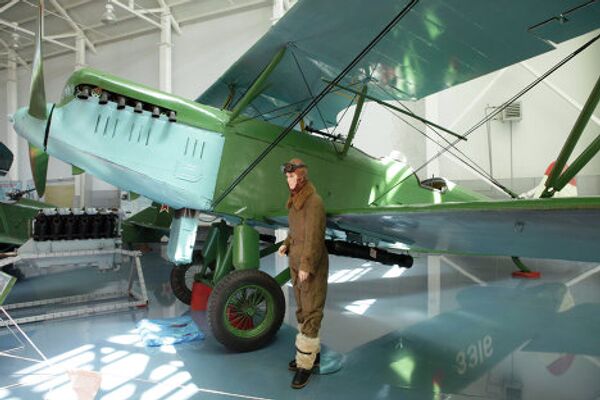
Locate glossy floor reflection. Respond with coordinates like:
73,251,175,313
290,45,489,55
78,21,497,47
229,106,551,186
1,249,599,399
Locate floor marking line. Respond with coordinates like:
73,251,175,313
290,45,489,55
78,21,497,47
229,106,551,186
128,375,276,400
0,352,44,363
566,264,600,287
583,355,600,369
6,371,275,400
0,382,28,390
441,256,487,286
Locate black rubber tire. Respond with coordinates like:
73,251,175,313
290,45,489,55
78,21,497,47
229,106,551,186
169,251,205,305
208,269,285,352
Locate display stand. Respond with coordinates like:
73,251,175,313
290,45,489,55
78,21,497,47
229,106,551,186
0,249,147,325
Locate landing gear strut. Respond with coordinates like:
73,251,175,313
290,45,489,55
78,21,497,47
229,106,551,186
511,256,541,279
169,221,287,352
170,251,207,305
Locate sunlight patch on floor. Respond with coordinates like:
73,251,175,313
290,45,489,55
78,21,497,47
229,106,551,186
383,266,407,279
345,299,377,315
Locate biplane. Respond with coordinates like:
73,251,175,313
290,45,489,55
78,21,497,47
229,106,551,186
10,0,600,351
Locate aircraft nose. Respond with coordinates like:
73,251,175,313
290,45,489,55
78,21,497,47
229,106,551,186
11,105,52,150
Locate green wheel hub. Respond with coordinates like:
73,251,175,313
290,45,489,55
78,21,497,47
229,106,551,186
224,285,275,338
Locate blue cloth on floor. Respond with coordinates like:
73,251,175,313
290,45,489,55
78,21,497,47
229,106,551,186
137,316,204,347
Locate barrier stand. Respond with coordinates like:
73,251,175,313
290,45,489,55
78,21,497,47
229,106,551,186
0,249,147,325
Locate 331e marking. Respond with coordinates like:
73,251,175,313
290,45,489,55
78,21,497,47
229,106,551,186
456,335,494,375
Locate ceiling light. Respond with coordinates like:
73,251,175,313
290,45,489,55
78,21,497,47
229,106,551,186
101,2,117,24
11,31,20,49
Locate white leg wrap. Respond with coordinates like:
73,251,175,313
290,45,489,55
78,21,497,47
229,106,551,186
295,333,320,370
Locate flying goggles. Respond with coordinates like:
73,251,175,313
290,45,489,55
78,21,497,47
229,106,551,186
281,162,307,174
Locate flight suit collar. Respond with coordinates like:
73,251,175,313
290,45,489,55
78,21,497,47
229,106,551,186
287,181,315,210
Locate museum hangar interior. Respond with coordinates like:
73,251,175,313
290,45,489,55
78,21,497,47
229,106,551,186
0,1,599,399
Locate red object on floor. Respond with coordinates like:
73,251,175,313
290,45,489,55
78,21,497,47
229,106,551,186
191,282,212,311
512,271,541,279
547,354,575,376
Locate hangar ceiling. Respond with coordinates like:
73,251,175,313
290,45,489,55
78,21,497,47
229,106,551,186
0,0,272,67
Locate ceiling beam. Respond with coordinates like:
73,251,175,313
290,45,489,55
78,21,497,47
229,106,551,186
0,17,76,51
0,0,19,15
157,0,182,35
178,0,270,26
49,0,97,53
111,0,162,30
46,32,78,40
0,37,28,67
4,0,271,61
3,0,95,27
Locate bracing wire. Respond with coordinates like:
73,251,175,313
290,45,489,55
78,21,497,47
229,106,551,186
370,32,600,205
370,80,517,198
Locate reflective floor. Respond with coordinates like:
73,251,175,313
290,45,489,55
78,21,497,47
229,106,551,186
1,248,599,399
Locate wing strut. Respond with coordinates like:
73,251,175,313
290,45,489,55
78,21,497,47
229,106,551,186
541,72,600,198
340,85,367,158
326,80,466,141
412,33,600,180
211,0,420,208
370,32,600,206
228,47,287,124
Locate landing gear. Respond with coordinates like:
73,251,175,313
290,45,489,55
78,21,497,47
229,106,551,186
169,252,206,305
208,269,285,352
168,221,287,352
511,256,541,279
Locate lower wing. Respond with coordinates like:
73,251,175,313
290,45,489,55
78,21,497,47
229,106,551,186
328,197,600,263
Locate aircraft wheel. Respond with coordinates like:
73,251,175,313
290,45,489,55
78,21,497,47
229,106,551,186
170,251,207,305
208,270,285,352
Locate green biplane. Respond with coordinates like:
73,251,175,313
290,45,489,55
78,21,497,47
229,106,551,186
10,0,600,351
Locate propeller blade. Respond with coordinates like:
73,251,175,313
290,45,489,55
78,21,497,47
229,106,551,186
26,1,49,197
28,0,47,120
29,143,49,197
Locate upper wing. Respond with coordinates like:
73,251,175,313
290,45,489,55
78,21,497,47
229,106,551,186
197,0,600,129
327,197,600,263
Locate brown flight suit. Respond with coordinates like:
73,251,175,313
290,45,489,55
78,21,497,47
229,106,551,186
284,181,329,339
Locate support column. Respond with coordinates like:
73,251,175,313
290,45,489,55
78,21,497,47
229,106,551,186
6,48,18,182
424,95,440,178
73,33,89,207
159,11,172,93
275,228,293,325
427,255,441,317
75,32,85,70
272,0,285,23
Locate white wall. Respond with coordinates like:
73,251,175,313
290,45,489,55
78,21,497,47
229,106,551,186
433,30,600,182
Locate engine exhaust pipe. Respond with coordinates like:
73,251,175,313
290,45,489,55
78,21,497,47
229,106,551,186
325,240,413,268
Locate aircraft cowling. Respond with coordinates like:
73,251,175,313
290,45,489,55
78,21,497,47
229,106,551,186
11,104,53,151
14,95,226,212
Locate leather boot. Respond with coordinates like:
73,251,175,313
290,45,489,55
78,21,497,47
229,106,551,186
290,333,319,389
291,368,312,389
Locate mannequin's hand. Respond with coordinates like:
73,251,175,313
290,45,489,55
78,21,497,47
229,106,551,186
298,270,309,283
278,245,287,256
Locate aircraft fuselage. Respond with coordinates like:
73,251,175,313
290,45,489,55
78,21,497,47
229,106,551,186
11,68,485,262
